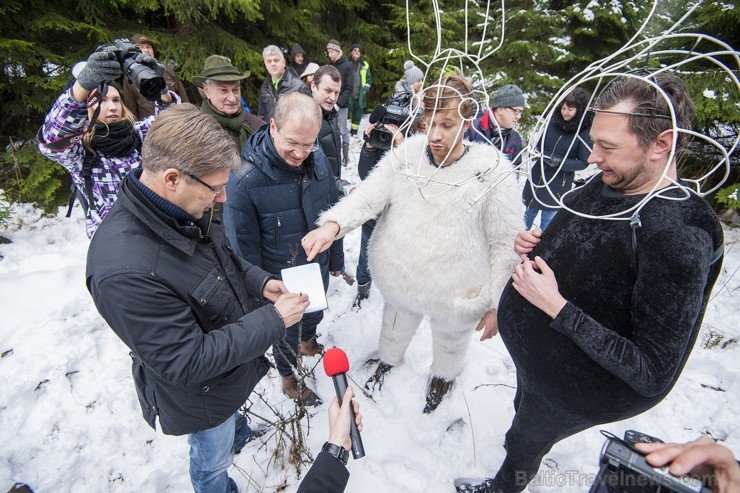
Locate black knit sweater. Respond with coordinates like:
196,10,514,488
499,176,724,421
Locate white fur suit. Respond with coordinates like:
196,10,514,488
319,135,522,379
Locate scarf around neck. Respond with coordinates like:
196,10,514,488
90,120,139,157
200,99,252,148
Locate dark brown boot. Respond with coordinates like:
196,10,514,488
281,375,322,407
299,336,324,357
364,360,393,392
423,376,454,414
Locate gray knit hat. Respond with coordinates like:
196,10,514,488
404,60,424,85
492,84,525,108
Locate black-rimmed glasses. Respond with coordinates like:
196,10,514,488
507,107,524,116
185,172,225,194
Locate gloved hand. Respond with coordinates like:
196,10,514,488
134,53,166,79
544,156,562,168
76,51,123,91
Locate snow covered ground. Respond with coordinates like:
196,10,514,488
1,145,738,492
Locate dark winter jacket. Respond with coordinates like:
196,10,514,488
86,169,285,436
522,112,592,210
297,452,350,493
499,177,724,421
331,54,354,108
224,125,344,288
257,69,311,121
318,106,342,180
465,109,524,169
289,44,308,79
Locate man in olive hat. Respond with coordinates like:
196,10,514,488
123,34,189,120
194,55,263,150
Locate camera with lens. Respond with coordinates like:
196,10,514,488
367,91,420,151
589,430,712,493
96,38,166,101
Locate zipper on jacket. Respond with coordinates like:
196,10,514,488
276,217,282,245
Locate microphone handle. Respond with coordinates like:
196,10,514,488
331,373,366,459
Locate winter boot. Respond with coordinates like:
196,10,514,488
352,281,372,308
282,375,322,407
342,142,350,167
350,127,358,136
299,335,324,357
453,478,503,493
422,376,454,414
364,360,393,392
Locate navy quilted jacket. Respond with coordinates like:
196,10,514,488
224,125,344,288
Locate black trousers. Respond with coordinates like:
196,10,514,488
493,375,599,492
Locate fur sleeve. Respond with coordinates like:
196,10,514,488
483,169,523,309
318,153,395,238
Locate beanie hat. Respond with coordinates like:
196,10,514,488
492,84,525,108
301,62,320,80
351,43,362,52
404,60,424,85
327,39,342,52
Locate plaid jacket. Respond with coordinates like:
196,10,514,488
38,89,177,238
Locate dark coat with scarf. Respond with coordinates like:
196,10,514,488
522,111,592,210
86,169,284,436
499,177,724,424
224,125,344,289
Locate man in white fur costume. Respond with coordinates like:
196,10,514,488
303,75,521,413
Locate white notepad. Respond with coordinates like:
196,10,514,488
280,263,328,313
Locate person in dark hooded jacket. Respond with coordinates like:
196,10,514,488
289,44,309,78
326,39,354,166
224,93,344,406
522,87,593,231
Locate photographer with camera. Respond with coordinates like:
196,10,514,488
38,40,177,238
351,91,423,307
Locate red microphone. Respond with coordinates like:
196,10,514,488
323,348,365,459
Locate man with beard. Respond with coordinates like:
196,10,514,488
455,73,725,493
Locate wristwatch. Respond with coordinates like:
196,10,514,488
321,441,349,466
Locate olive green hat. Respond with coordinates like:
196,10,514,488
193,55,250,88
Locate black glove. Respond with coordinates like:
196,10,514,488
545,156,562,168
76,51,123,91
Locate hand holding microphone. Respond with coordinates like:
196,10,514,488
323,348,366,459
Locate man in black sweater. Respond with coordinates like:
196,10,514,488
456,73,724,492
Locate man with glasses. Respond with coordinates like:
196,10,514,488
224,92,344,406
87,104,310,492
455,73,724,493
466,84,526,171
